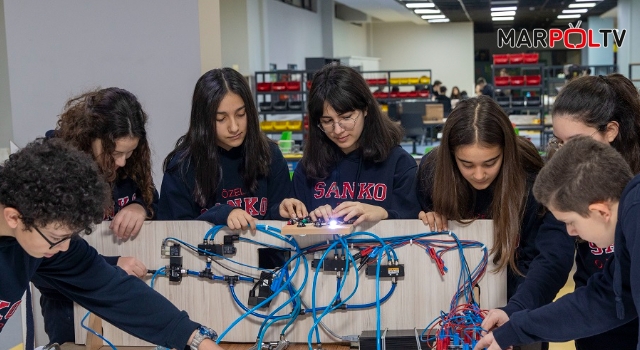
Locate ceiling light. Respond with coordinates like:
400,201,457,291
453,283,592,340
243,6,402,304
491,11,516,16
576,0,602,2
421,14,446,19
414,9,441,14
569,3,596,7
558,14,582,18
563,8,588,13
491,6,517,11
405,2,436,8
428,18,450,23
492,16,514,21
490,1,517,4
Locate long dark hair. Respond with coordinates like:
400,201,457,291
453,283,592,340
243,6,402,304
552,73,640,173
420,96,543,272
163,68,271,207
56,87,155,216
301,64,403,180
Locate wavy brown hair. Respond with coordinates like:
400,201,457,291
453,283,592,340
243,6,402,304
55,87,155,216
422,96,544,273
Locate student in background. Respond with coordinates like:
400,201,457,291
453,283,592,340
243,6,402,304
476,77,495,97
482,73,640,350
417,96,574,338
159,68,302,229
436,85,452,116
432,80,442,97
450,86,461,100
0,138,222,350
282,64,421,225
476,138,638,350
36,87,158,345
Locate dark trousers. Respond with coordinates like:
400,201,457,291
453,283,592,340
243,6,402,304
39,293,75,345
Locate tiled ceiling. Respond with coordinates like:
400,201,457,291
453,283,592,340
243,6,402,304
336,0,617,32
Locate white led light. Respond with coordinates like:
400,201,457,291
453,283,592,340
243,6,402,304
557,14,582,18
569,3,596,7
329,220,338,227
492,16,514,21
421,14,446,19
414,9,441,14
491,11,516,16
491,6,517,11
428,18,450,23
405,2,436,8
563,8,588,13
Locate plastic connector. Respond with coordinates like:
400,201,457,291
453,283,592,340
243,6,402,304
224,275,239,286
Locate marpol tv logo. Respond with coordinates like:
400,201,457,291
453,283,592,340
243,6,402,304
497,21,626,49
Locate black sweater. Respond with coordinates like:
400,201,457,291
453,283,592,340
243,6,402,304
494,175,640,348
158,142,292,224
0,235,199,348
417,153,574,303
293,146,421,219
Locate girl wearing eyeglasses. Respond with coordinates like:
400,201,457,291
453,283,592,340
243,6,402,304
280,65,421,225
417,96,575,350
158,68,300,231
496,73,640,350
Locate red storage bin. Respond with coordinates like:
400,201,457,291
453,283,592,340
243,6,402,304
257,82,272,92
525,75,541,85
523,53,539,64
390,92,399,98
493,54,509,65
286,81,301,91
510,75,525,86
306,80,312,90
509,53,524,64
366,79,378,86
417,90,430,98
407,91,418,98
272,82,287,91
376,78,388,85
398,91,409,98
494,76,510,86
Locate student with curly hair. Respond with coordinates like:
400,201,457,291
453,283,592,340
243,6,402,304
37,87,158,344
49,87,158,238
281,64,421,225
159,68,299,229
416,97,574,348
0,138,222,350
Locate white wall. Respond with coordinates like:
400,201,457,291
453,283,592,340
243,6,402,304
333,19,369,58
372,22,475,95
618,0,640,78
0,0,12,151
3,0,202,188
220,0,250,74
264,0,323,70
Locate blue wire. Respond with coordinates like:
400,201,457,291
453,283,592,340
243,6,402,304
150,267,166,289
81,311,117,350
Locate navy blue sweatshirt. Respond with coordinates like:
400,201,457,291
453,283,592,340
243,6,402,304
0,235,200,347
293,146,421,219
417,153,574,302
493,175,640,348
158,142,292,224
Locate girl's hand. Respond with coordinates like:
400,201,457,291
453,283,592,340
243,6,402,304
332,201,388,225
227,208,257,234
418,211,448,231
111,203,147,240
279,198,308,219
309,204,334,223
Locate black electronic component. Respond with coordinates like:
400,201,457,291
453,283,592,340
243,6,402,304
248,271,274,308
197,243,223,256
168,256,183,282
359,329,428,350
365,264,405,278
170,244,181,256
311,256,347,272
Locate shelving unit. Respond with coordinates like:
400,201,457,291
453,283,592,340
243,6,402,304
492,63,545,149
254,69,309,141
362,69,433,104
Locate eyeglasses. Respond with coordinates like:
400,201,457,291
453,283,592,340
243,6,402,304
33,226,75,249
317,112,361,133
548,128,601,151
